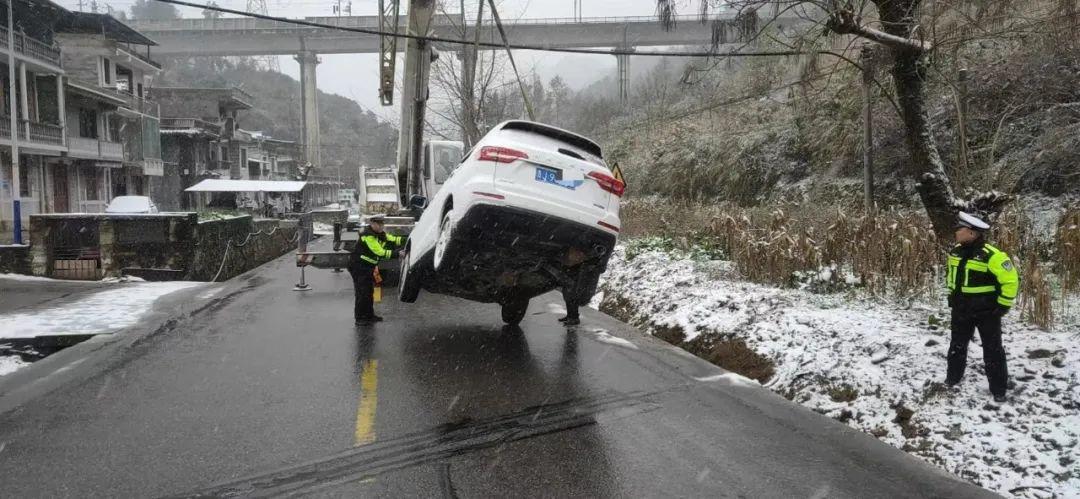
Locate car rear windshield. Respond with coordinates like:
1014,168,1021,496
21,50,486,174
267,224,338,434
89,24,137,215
500,121,603,159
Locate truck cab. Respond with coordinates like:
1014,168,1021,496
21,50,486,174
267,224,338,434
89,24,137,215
420,140,464,199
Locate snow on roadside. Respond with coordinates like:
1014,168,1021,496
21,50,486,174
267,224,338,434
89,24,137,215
0,281,204,339
0,356,29,377
599,247,1079,498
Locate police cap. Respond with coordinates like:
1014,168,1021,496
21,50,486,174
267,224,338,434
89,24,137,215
956,211,990,231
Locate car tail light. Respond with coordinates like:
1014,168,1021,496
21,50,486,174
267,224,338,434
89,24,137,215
477,146,528,164
588,171,625,197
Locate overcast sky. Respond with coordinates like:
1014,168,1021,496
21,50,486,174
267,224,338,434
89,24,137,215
52,0,668,121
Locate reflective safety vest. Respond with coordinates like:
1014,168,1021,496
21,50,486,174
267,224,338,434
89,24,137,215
354,229,404,266
947,242,1019,308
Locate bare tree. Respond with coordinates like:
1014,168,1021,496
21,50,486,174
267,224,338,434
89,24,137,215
428,2,536,144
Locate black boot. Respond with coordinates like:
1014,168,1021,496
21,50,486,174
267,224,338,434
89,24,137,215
355,315,384,325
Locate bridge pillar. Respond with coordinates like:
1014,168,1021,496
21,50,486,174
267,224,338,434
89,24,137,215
294,51,322,170
616,48,633,105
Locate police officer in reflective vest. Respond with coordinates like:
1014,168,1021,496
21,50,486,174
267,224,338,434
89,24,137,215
946,211,1020,402
349,214,405,324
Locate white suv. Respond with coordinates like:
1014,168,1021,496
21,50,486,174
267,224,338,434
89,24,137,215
399,120,623,325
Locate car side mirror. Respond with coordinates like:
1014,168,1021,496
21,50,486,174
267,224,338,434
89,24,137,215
409,195,428,210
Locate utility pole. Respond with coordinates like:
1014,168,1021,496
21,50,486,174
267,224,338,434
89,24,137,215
7,0,22,244
861,44,875,213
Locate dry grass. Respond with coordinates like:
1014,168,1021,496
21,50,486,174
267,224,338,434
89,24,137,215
621,198,1071,330
622,199,941,297
1058,207,1080,295
1019,250,1055,329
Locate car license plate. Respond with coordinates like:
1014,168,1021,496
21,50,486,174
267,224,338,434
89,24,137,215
535,167,560,185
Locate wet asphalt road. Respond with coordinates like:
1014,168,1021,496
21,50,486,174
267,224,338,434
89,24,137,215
0,242,996,498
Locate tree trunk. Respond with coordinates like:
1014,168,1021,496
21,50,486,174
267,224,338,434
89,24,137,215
890,50,957,239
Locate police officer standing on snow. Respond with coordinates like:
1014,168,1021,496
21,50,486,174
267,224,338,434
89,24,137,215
349,214,405,324
945,211,1020,402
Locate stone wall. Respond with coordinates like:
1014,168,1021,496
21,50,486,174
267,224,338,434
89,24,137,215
0,245,30,274
27,214,297,281
29,213,199,279
186,217,298,281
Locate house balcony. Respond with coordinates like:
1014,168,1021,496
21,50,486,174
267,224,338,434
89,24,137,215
160,117,222,137
68,136,124,161
0,117,64,148
0,27,62,69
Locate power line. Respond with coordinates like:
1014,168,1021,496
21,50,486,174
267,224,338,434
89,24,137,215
153,0,838,59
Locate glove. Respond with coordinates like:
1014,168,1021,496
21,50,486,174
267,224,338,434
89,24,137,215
994,305,1009,318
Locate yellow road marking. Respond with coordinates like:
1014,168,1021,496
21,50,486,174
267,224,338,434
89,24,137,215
354,359,379,446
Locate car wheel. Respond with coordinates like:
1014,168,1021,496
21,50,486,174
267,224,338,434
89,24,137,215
501,299,529,326
432,210,456,272
398,250,421,303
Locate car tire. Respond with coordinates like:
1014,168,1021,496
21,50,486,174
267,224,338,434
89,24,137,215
432,210,457,272
398,250,421,303
501,299,529,326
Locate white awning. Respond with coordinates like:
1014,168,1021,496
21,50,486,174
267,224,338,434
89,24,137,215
185,179,307,193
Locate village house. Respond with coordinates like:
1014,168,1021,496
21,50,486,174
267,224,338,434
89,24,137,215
0,0,68,242
54,11,163,207
153,86,306,212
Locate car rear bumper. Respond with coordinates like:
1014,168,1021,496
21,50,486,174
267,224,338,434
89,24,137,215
456,203,617,269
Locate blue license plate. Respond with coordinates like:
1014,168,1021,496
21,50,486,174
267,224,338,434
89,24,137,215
535,167,560,184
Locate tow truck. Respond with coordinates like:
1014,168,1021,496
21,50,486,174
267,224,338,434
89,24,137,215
295,0,458,280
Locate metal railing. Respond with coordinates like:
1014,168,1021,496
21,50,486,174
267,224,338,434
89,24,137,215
0,27,62,66
117,45,163,70
161,117,222,134
28,121,63,145
0,117,63,146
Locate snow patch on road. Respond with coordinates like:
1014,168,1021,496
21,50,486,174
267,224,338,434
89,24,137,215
694,372,759,386
546,302,567,315
197,286,225,300
0,281,204,339
599,247,1080,498
590,328,638,349
0,273,61,283
0,356,29,377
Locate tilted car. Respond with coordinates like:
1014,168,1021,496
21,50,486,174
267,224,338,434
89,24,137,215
398,120,623,325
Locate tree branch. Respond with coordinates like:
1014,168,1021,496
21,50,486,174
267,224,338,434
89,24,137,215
827,7,932,52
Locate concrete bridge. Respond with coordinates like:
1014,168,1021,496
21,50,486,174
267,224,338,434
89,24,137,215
130,11,798,168
129,14,796,56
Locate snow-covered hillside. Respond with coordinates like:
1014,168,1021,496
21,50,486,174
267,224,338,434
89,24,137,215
596,248,1079,498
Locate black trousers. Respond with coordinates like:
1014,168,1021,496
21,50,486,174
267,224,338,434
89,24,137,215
947,312,1008,396
349,265,375,321
562,289,580,319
